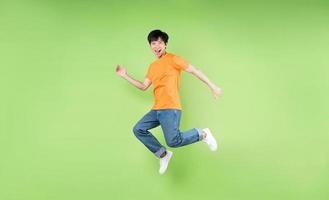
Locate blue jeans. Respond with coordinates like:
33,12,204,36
133,109,202,158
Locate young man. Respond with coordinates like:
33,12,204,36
116,30,222,174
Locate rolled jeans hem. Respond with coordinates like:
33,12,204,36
196,128,203,141
155,147,166,158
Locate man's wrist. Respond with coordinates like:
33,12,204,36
121,73,128,79
209,83,216,90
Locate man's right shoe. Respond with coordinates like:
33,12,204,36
159,151,173,175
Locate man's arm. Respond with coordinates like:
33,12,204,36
116,65,151,91
185,64,222,98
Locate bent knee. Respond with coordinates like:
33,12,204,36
132,125,140,135
132,125,146,136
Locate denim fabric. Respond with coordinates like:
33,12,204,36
133,109,201,158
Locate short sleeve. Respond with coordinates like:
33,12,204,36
145,64,153,80
173,55,189,70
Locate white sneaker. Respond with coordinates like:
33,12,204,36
159,151,173,175
202,128,218,151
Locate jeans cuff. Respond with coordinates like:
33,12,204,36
155,147,166,158
196,128,203,141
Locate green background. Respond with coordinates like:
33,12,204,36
1,0,328,199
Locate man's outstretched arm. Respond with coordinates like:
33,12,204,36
116,65,151,91
185,64,222,98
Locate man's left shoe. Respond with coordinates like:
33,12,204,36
202,128,218,151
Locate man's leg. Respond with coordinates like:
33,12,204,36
158,109,202,148
133,110,166,158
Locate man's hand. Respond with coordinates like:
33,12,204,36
116,65,126,77
211,85,222,99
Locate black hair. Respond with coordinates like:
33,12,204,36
147,29,169,44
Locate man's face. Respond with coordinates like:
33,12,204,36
150,37,167,58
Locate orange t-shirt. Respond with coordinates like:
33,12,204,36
146,53,189,110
